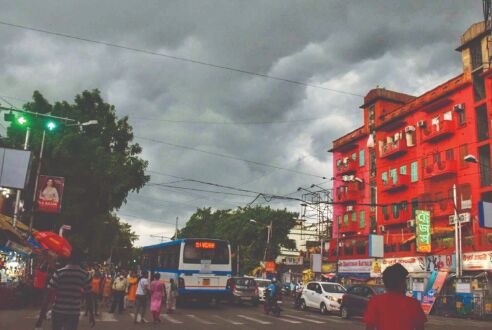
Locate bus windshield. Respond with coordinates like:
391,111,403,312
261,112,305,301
183,240,230,264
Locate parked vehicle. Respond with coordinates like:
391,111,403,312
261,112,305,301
300,281,347,314
340,285,385,319
254,279,271,302
227,277,259,306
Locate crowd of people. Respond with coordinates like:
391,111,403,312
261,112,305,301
34,250,180,329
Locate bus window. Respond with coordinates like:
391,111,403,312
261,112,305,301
183,240,229,264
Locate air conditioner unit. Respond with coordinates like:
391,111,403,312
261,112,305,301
404,125,416,133
346,205,354,212
453,103,465,112
379,225,386,232
342,175,349,182
417,120,426,128
407,220,416,228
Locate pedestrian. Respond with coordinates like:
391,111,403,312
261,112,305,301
150,273,166,323
86,271,103,316
36,248,95,330
102,273,112,308
364,263,427,330
110,271,128,314
134,271,150,324
126,271,138,308
167,278,179,314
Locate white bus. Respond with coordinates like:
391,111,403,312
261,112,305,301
141,238,232,301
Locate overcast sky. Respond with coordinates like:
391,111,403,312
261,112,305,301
0,1,481,246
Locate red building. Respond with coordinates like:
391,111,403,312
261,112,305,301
328,22,492,278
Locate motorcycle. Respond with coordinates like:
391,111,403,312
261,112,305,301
264,288,282,317
293,289,303,310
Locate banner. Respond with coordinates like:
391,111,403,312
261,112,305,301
285,256,303,265
381,256,426,273
463,251,492,270
416,210,431,253
36,175,64,213
265,261,276,273
420,270,448,314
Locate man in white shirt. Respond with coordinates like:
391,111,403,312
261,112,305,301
134,271,149,324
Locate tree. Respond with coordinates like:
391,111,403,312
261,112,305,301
1,90,149,261
178,206,298,274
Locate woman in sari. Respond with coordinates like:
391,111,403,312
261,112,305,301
150,273,166,323
167,278,178,314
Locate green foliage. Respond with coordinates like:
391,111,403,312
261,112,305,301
1,90,149,262
178,206,298,274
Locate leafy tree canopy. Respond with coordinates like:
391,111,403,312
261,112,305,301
178,206,298,273
1,90,149,263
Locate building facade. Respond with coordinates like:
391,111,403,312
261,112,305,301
328,22,492,278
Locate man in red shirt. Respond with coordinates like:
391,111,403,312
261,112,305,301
364,263,427,330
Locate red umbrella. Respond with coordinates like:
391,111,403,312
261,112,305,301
33,231,72,257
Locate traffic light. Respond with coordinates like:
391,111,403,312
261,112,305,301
4,111,29,127
45,120,57,131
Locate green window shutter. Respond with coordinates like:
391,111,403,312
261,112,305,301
359,210,365,228
400,165,407,175
352,153,357,161
411,161,418,182
343,214,349,227
359,149,365,167
351,212,357,222
390,169,398,184
382,172,388,184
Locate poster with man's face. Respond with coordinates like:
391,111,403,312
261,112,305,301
36,175,64,213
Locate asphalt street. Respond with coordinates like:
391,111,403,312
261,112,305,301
1,299,491,330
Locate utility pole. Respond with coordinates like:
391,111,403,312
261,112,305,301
29,130,45,232
13,127,30,228
453,184,462,277
263,221,272,261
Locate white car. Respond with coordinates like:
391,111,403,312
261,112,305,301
300,281,347,314
254,279,271,302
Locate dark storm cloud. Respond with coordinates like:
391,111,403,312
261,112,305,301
0,0,482,245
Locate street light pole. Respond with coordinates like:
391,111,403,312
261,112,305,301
13,127,30,228
453,184,462,277
29,130,45,233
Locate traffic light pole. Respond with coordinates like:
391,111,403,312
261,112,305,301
12,127,30,228
29,130,45,233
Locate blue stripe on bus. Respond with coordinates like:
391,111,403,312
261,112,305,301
145,268,232,276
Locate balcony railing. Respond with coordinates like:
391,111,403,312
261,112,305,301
381,207,411,225
423,160,457,180
380,139,408,159
421,120,456,143
337,159,357,175
381,174,410,193
432,200,454,218
337,189,362,203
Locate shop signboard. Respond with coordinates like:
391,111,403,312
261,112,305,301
449,212,471,226
381,256,426,273
321,263,336,273
368,234,384,258
36,175,65,213
462,251,492,271
265,261,276,273
338,259,372,273
311,254,321,272
416,210,431,253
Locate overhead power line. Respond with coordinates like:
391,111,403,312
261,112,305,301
0,20,363,98
131,115,333,126
136,136,326,179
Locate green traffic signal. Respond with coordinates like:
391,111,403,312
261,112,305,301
17,116,28,125
46,120,57,131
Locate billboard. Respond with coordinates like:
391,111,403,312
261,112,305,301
416,210,431,253
368,234,384,258
478,201,492,229
36,175,64,213
0,148,32,189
